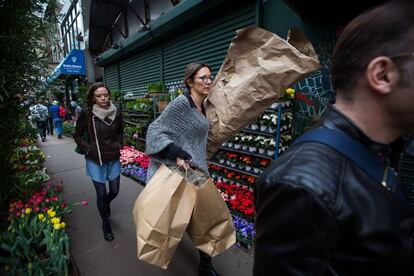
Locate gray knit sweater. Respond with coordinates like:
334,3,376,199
145,95,210,182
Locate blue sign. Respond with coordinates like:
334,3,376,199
47,49,86,83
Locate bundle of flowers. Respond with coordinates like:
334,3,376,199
120,146,144,165
216,180,255,218
120,146,149,183
9,138,50,195
0,181,86,275
121,164,147,183
134,155,150,169
232,215,256,249
10,139,45,174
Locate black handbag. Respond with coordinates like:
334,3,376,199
75,132,89,155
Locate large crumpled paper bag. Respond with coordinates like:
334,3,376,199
133,164,196,269
186,174,236,256
205,26,320,158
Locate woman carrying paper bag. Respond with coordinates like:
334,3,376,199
144,63,234,275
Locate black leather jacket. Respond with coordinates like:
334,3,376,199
74,109,123,165
254,105,414,276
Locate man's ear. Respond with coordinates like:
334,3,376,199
366,57,399,95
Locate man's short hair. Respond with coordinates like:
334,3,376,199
332,0,414,97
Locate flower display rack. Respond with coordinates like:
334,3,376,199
122,96,157,151
208,99,294,250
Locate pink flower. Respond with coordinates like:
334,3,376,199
81,201,88,206
42,206,49,212
34,206,40,213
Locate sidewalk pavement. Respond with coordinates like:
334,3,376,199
40,134,253,276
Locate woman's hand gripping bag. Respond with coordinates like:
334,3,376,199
133,164,197,269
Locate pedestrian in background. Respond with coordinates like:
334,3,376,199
74,82,123,242
30,97,48,142
254,1,414,275
71,100,82,123
146,63,220,276
46,99,54,136
49,100,64,139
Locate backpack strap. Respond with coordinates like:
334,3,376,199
293,127,408,205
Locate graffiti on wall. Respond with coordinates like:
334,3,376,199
293,40,336,136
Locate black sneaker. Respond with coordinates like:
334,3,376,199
58,134,62,139
102,221,114,241
41,137,46,142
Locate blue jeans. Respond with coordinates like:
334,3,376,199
53,118,62,135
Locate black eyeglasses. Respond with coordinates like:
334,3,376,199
197,76,214,83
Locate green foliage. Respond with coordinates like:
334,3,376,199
77,83,87,107
125,97,153,113
9,138,47,200
62,121,75,136
147,82,167,93
111,89,122,101
0,0,58,212
49,81,66,105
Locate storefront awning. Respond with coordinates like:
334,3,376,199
47,49,86,83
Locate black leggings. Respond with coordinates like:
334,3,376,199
92,176,120,221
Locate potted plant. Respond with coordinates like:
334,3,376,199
267,114,278,133
240,135,253,151
253,136,266,154
216,151,226,164
264,138,276,156
258,114,271,132
147,82,167,96
233,134,242,149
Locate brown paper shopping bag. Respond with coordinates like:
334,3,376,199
205,26,321,158
186,173,236,256
133,164,196,269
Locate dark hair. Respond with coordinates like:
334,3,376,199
86,82,111,112
183,63,212,93
332,1,414,98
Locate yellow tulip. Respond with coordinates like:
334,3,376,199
38,214,44,220
47,209,56,218
51,217,61,224
25,208,32,214
60,222,66,229
53,224,61,230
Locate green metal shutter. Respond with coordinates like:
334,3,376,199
119,47,162,98
103,64,119,91
163,3,257,84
